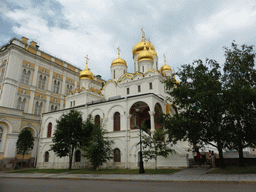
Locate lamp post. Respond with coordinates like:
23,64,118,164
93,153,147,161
135,104,145,174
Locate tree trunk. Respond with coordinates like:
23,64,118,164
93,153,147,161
217,143,226,169
238,143,245,167
69,147,74,170
21,153,24,170
155,157,157,170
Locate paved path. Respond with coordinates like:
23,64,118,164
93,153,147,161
0,168,256,184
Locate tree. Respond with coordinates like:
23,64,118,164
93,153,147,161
83,124,114,170
16,128,34,169
161,59,229,168
51,109,91,170
141,126,174,169
222,42,256,167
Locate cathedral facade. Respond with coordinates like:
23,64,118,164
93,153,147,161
37,33,189,169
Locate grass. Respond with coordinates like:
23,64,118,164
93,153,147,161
7,168,181,174
207,166,256,174
69,168,181,174
8,169,72,174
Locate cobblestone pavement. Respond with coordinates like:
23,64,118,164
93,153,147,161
0,168,256,183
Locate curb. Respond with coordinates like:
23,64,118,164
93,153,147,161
1,176,256,184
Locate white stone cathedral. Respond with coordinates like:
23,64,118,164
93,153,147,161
37,32,190,169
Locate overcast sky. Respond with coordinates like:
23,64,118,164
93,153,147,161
1,0,256,80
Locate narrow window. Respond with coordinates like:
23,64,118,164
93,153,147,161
21,69,26,83
113,70,115,79
75,150,81,162
113,112,120,131
0,127,3,145
25,70,30,84
21,98,26,111
149,82,153,90
142,66,144,72
95,115,100,126
45,151,49,162
47,122,52,138
114,148,121,162
54,106,57,111
70,101,72,107
73,101,75,107
17,97,22,110
127,88,130,95
138,85,141,92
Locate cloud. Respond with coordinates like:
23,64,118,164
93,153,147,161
1,0,256,80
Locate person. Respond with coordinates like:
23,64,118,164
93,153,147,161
197,151,201,166
207,150,212,167
211,151,216,168
201,149,206,165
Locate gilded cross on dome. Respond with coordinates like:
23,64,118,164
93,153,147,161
141,27,145,41
117,46,121,58
85,55,90,69
163,54,166,64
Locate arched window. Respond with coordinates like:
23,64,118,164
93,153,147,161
113,112,120,131
44,151,49,162
0,127,3,145
39,75,46,89
17,97,22,110
56,81,60,94
35,101,43,115
0,68,5,82
113,70,115,79
21,98,26,111
75,150,81,162
54,106,58,111
51,105,54,112
47,122,52,138
95,115,100,126
114,148,121,162
25,70,31,84
21,69,26,83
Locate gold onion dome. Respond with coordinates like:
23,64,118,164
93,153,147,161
137,43,154,62
111,47,127,66
132,36,155,56
79,56,94,80
160,55,172,72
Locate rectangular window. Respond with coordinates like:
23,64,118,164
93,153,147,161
149,82,153,90
138,85,141,92
127,88,130,95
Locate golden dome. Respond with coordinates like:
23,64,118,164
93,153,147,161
137,43,154,62
79,62,94,80
160,55,172,72
111,58,127,66
132,36,156,56
148,45,157,57
111,46,127,66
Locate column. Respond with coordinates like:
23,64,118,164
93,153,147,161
28,90,35,114
32,65,39,86
47,71,53,91
148,111,155,134
125,114,132,168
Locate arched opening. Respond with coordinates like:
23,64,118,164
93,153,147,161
95,115,100,126
154,103,163,129
75,150,81,162
113,112,120,131
129,102,150,130
47,122,52,138
114,148,121,162
44,151,49,162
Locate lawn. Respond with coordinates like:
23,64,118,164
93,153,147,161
207,166,256,174
8,169,72,174
69,168,181,174
8,168,181,174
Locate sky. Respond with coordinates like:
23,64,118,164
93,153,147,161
1,0,256,80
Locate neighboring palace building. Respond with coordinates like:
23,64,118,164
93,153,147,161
37,32,190,169
0,37,103,169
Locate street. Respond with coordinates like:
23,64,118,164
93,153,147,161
0,178,255,192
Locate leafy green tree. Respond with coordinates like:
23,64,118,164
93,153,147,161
161,59,228,168
51,109,91,170
16,128,34,169
141,126,174,169
83,124,114,170
222,42,256,167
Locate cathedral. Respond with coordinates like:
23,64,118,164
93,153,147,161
0,32,190,169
